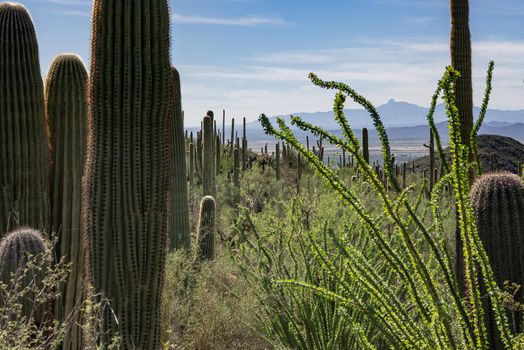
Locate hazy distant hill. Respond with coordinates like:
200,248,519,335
259,99,524,129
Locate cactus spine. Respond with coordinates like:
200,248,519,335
0,228,47,325
170,68,190,251
203,116,216,197
470,173,524,349
84,1,172,348
196,196,216,261
0,3,49,235
362,128,370,165
46,54,88,349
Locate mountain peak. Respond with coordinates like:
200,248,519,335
387,98,396,104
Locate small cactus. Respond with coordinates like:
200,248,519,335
362,128,370,164
0,228,48,325
196,196,216,261
470,172,524,349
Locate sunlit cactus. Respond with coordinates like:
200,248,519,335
471,172,524,349
0,3,50,234
0,228,48,326
46,53,88,349
196,196,216,261
84,0,173,348
170,68,190,251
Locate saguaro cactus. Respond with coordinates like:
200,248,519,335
46,53,88,349
196,196,216,261
470,172,524,349
203,116,216,197
0,228,47,325
0,3,50,235
84,1,173,348
170,68,190,251
189,143,195,186
362,128,370,164
216,134,221,175
276,143,281,180
233,148,240,204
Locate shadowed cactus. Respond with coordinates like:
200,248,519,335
0,228,48,326
189,143,195,186
362,128,369,164
196,196,216,261
170,68,190,251
203,116,215,197
0,3,50,235
471,172,524,349
84,0,173,348
46,53,87,350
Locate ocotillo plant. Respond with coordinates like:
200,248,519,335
170,68,190,251
470,172,524,349
362,128,370,164
233,148,241,205
196,196,216,261
276,143,281,180
84,0,172,348
429,132,435,191
46,53,87,349
203,116,216,197
0,228,47,326
0,3,49,235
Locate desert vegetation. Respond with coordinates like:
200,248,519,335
0,0,523,349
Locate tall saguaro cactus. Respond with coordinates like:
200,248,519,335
450,0,473,148
203,116,215,197
0,3,50,235
84,1,173,348
362,128,370,164
170,68,190,251
196,196,216,261
46,53,88,350
470,172,524,349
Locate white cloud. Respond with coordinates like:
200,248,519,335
179,39,524,126
172,13,291,27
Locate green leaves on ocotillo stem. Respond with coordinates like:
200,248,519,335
85,0,172,348
0,3,50,235
196,196,216,261
46,53,88,350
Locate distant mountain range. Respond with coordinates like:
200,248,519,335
257,99,524,129
237,99,524,144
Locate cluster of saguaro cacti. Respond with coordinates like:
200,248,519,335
84,0,173,348
170,68,190,251
196,196,216,261
46,53,88,349
0,228,48,326
0,3,49,234
469,172,524,349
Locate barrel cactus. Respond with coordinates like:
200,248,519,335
45,53,88,349
0,3,50,235
471,172,524,349
0,228,48,325
170,67,190,251
84,0,173,348
196,196,216,261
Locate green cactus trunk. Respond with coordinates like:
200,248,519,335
84,1,172,348
46,53,88,350
362,128,369,165
170,68,190,251
189,143,195,186
0,228,47,326
196,196,216,261
196,131,203,185
276,143,281,180
470,173,524,349
216,134,221,176
203,116,215,197
0,3,50,235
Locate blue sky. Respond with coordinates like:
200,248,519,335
22,0,524,126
